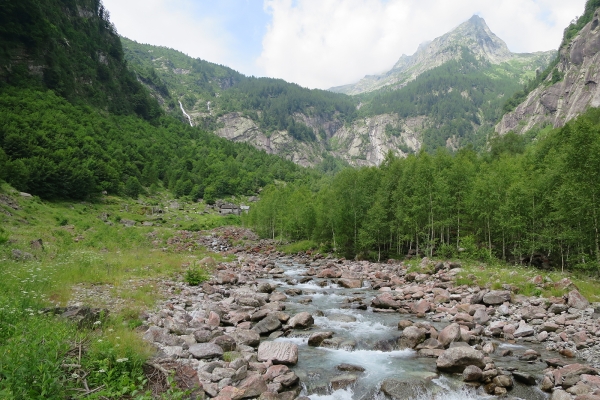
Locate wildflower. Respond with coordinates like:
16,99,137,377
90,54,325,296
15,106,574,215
93,320,101,325
98,369,106,373
72,373,79,379
116,358,128,363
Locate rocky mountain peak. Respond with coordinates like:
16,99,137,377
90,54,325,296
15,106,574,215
331,15,514,95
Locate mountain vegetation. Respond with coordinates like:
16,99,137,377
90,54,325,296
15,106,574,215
0,2,316,202
246,107,600,271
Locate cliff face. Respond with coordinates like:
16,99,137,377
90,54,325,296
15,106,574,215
330,16,551,95
497,9,600,134
215,112,423,167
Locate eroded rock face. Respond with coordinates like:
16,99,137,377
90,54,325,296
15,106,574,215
497,9,600,135
257,341,299,365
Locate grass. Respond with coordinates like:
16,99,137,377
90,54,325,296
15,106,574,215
0,183,237,398
278,239,319,254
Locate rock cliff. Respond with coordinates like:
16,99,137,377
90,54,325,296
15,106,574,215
497,8,600,134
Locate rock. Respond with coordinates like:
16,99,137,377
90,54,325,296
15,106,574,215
411,300,431,314
436,346,485,372
551,389,573,400
258,342,299,365
194,329,220,343
473,309,490,325
253,315,282,335
338,278,362,289
470,290,488,304
371,293,400,309
398,326,426,349
327,314,357,323
211,335,237,352
463,365,483,382
337,364,365,372
514,320,535,338
398,320,413,330
288,312,314,329
483,290,511,305
330,375,358,390
230,329,261,347
493,375,513,388
308,331,334,346
11,249,34,261
549,303,569,314
257,282,275,293
189,343,224,359
438,323,462,347
568,290,590,310
380,378,434,399
238,374,269,398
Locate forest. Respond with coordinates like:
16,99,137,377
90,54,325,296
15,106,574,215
245,107,600,272
0,88,312,201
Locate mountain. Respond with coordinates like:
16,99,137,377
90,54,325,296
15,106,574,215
0,0,313,201
330,16,555,95
497,2,600,134
123,18,554,166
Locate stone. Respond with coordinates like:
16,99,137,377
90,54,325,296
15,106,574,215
238,374,268,398
288,312,314,329
211,335,237,352
330,375,358,390
483,290,511,305
551,389,573,400
513,371,537,385
371,293,400,309
568,290,590,310
258,342,299,365
473,309,490,324
338,278,362,289
337,364,365,372
438,323,462,347
411,300,431,314
514,320,535,338
398,326,426,349
380,378,434,399
230,329,261,347
463,365,483,382
308,331,334,347
194,329,220,343
549,303,569,314
436,346,485,372
257,282,275,293
273,372,299,387
493,375,513,388
398,320,413,330
189,343,224,359
253,315,282,335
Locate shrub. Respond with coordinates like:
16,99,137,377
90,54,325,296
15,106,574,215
184,266,209,286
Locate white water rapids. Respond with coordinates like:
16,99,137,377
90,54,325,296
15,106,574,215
179,101,193,127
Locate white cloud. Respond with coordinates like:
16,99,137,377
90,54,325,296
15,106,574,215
102,0,236,67
258,0,586,89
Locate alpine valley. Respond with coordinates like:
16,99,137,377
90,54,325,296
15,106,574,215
122,16,554,167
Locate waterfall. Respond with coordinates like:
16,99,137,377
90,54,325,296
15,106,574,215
179,101,193,127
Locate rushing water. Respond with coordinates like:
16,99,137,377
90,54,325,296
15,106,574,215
261,258,550,400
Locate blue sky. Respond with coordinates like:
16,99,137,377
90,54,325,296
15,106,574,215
103,0,586,89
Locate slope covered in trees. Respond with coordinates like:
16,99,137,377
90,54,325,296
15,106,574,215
358,48,552,150
0,88,311,200
246,108,600,271
122,38,357,142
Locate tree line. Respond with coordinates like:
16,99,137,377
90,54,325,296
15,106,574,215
245,108,600,272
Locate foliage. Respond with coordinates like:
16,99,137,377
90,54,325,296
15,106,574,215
0,0,161,121
0,88,311,200
122,38,357,141
358,47,550,151
246,107,600,272
185,265,210,286
561,0,600,48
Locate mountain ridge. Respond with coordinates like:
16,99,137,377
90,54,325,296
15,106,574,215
330,15,555,95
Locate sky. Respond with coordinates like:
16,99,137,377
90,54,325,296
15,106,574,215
102,0,586,89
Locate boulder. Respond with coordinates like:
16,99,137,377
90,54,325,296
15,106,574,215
568,290,590,310
398,326,426,349
438,323,462,347
330,375,358,390
238,374,269,398
513,321,535,338
308,331,334,346
380,378,434,399
189,343,224,359
253,315,282,335
463,365,483,382
483,290,511,305
436,346,485,372
230,329,261,347
258,341,299,365
288,312,314,329
338,278,363,289
371,293,400,309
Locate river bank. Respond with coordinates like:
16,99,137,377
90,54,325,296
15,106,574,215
130,228,600,400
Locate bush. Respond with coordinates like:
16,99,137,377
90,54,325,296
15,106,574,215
185,266,209,286
0,227,8,245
